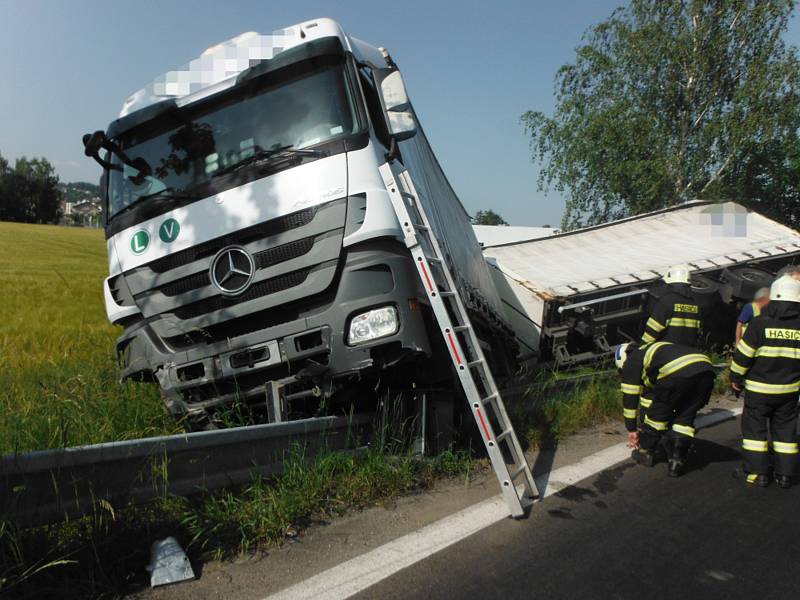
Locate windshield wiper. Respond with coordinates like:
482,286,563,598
213,146,324,179
110,188,197,223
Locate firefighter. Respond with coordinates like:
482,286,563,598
616,341,715,477
735,287,770,346
730,275,800,489
641,264,703,348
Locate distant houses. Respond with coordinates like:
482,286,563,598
58,182,102,227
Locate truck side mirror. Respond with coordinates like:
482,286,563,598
83,130,107,158
82,130,119,171
380,71,417,141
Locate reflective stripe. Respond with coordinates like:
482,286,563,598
666,317,701,328
623,408,638,419
744,379,800,394
642,342,670,386
646,317,666,332
746,473,760,484
657,353,711,380
643,342,669,368
672,424,695,437
742,439,769,452
754,346,800,360
644,416,668,431
773,441,799,455
620,383,643,395
641,332,656,343
639,396,652,408
737,339,756,358
730,360,748,376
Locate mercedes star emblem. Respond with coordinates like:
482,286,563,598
210,246,255,295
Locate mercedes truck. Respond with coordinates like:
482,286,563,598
83,18,518,428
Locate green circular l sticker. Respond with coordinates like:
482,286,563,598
159,218,180,243
130,230,150,255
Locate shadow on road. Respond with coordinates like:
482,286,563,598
685,437,741,475
541,437,741,511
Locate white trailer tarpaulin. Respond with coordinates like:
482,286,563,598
483,202,800,299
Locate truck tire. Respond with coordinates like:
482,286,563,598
721,266,773,302
690,274,720,309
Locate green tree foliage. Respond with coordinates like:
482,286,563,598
523,0,800,229
0,152,62,223
473,209,509,225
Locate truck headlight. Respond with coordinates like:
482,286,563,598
347,306,399,345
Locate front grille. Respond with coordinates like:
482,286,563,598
126,199,348,351
254,237,314,269
172,268,311,320
146,208,316,273
159,272,210,297
163,290,335,348
155,236,316,298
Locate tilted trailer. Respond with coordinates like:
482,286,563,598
482,201,800,367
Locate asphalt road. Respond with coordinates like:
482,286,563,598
353,418,800,600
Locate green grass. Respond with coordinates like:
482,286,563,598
511,371,622,448
1,446,474,600
0,222,179,453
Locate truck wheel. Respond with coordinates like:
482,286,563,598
690,274,720,309
721,266,773,302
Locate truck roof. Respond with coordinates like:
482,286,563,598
482,201,800,299
116,18,385,119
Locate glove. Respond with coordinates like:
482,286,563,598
731,382,742,399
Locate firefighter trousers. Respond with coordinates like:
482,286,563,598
640,373,716,452
741,392,799,476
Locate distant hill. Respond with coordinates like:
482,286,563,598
60,182,100,204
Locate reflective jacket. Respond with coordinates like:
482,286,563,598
620,342,713,432
730,301,800,398
641,283,703,347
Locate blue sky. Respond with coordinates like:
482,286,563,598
2,1,799,226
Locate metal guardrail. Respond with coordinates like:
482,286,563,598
1,414,372,527
548,362,729,389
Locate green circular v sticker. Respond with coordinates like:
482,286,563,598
130,230,150,255
159,218,180,243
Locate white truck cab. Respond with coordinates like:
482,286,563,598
84,18,516,426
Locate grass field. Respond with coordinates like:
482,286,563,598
0,222,179,453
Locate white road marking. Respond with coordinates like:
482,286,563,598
266,407,742,600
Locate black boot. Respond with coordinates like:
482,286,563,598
632,448,656,467
742,470,770,487
668,441,691,478
775,474,793,489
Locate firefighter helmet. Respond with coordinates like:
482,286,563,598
615,343,632,370
770,275,800,303
664,264,691,285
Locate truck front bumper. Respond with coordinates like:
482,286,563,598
116,242,431,414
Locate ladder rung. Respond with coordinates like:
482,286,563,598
453,325,471,332
510,465,527,480
466,359,484,368
481,392,498,405
413,224,429,232
425,257,442,264
496,427,513,442
439,291,456,297
400,191,415,199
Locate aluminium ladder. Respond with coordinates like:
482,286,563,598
379,163,537,518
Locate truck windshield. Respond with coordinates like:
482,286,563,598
107,61,359,220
